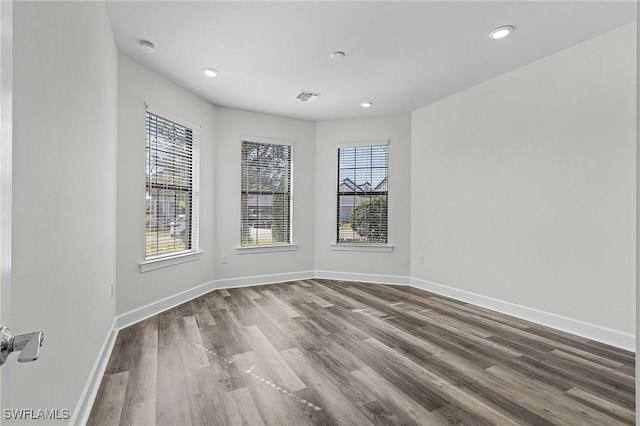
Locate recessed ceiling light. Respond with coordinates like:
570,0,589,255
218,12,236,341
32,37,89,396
139,40,155,53
488,25,515,40
330,51,346,60
202,68,218,77
360,101,373,108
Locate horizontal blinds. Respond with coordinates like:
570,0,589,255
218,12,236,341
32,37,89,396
241,141,292,245
337,144,388,244
145,111,199,258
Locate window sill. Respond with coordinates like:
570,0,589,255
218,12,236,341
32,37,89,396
139,250,204,272
330,244,394,253
236,244,298,255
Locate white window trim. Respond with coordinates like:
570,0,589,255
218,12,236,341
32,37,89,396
330,244,393,253
144,105,201,262
335,139,390,247
236,243,298,255
334,139,389,148
146,104,202,130
240,136,295,248
241,134,293,147
139,250,204,272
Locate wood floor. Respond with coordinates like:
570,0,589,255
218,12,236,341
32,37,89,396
88,279,635,425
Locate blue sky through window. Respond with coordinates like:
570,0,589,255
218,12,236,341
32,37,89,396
338,145,388,188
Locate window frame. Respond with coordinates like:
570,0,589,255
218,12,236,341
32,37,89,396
334,140,392,250
239,135,295,250
141,106,201,270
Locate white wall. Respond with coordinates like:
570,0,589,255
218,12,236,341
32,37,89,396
116,54,216,315
214,106,316,282
116,57,316,312
315,114,412,280
11,1,117,421
636,3,639,419
412,24,636,335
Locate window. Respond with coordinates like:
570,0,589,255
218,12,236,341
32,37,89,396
241,139,292,246
337,142,389,244
145,110,199,259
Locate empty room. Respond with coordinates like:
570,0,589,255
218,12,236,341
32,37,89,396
0,0,638,424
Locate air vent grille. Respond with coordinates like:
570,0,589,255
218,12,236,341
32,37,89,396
296,91,321,103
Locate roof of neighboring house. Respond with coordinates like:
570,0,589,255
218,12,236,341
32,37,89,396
375,177,388,191
340,177,388,193
338,177,364,193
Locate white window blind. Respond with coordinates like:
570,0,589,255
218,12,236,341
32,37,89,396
337,143,388,244
145,111,199,259
241,140,292,246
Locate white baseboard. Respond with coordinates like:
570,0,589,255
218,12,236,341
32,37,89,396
116,279,218,330
214,270,314,291
411,277,635,352
116,270,314,331
314,270,410,286
70,316,118,426
76,270,635,424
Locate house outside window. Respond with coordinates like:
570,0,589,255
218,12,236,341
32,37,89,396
337,142,389,244
145,110,199,259
241,138,292,246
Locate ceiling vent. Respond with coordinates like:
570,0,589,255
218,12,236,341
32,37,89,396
296,90,321,103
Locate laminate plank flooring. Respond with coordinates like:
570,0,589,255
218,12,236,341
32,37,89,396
88,280,635,425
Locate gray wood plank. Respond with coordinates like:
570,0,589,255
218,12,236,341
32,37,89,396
179,315,210,370
486,364,629,426
243,325,307,392
222,387,266,426
261,290,301,319
232,350,315,425
156,343,192,425
280,347,374,425
350,366,450,425
118,317,158,425
190,297,216,327
87,371,129,426
362,337,523,426
566,387,635,425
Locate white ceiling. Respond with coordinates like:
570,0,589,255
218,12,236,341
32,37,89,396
106,1,636,121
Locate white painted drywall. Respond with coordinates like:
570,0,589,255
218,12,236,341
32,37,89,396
11,1,117,421
636,3,639,420
116,58,316,312
116,54,216,315
0,0,12,414
314,114,412,279
412,23,636,334
214,106,316,280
